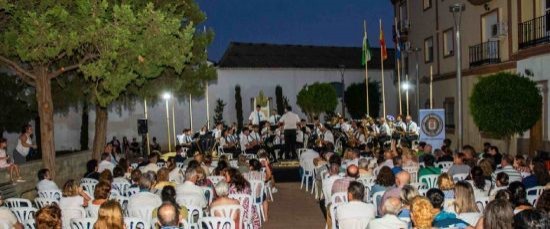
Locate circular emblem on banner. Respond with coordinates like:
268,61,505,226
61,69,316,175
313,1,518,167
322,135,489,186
421,113,444,137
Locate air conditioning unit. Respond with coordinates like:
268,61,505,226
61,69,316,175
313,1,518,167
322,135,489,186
491,22,508,38
400,19,410,32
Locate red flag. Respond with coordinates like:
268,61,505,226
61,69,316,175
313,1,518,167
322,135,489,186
379,20,388,60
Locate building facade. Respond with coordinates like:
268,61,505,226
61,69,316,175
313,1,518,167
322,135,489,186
391,0,550,153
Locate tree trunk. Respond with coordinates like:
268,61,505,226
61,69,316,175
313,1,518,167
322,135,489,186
80,102,89,151
35,74,56,178
92,105,108,160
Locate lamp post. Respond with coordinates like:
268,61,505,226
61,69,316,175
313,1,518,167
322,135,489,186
451,2,465,150
339,64,346,118
408,47,421,119
402,79,411,116
163,92,172,153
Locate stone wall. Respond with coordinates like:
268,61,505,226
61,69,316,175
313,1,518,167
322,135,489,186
1,151,91,199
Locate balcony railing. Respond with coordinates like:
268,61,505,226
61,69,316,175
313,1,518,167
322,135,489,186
519,13,550,49
469,40,500,67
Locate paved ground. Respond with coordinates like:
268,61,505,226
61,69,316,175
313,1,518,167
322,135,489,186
263,182,326,229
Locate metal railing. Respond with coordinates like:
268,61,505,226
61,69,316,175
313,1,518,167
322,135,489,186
519,13,550,49
469,40,500,67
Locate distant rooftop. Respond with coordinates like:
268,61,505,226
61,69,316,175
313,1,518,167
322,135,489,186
217,42,395,70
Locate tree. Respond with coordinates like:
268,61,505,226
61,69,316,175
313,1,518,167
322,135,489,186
0,73,36,136
0,1,196,175
213,99,226,125
470,72,542,153
235,85,244,130
275,85,284,115
297,82,338,120
344,80,381,119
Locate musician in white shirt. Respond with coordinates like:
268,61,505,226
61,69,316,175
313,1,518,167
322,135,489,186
268,109,281,125
240,128,259,154
395,115,407,131
176,129,186,146
405,115,419,135
212,123,223,140
179,129,194,147
321,126,335,145
248,105,266,125
339,118,352,133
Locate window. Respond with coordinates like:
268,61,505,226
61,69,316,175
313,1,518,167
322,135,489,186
443,29,454,57
423,0,432,10
424,37,434,63
443,98,455,129
400,3,408,21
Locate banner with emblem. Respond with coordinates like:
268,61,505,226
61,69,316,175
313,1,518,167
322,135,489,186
419,109,445,150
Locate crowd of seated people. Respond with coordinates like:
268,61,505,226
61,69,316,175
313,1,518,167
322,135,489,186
299,138,550,229
0,144,277,229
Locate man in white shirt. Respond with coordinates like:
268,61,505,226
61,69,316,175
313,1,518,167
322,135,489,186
128,171,162,211
240,128,258,154
492,154,522,183
140,152,160,173
36,168,58,191
212,123,223,140
299,149,319,171
323,163,343,208
176,129,186,146
97,152,115,173
176,167,207,208
336,181,376,229
279,106,301,159
405,115,419,135
367,197,407,229
339,118,352,133
248,105,266,125
268,109,281,125
0,195,22,229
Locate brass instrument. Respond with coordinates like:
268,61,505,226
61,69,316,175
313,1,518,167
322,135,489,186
347,129,358,148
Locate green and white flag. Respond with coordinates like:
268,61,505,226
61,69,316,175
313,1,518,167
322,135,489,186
362,31,372,66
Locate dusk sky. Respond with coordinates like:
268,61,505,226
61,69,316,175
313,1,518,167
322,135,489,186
196,0,395,61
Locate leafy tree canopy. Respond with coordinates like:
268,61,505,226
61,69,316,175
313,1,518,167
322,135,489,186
344,80,381,119
0,73,36,134
470,72,542,139
297,82,338,119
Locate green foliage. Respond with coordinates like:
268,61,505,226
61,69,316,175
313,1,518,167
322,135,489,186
297,82,338,119
275,85,284,115
470,72,542,139
0,73,36,134
256,90,268,107
213,98,226,125
235,85,243,130
344,80,381,119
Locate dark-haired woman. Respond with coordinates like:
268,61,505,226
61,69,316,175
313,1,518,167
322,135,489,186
224,168,260,228
14,124,36,164
522,161,550,189
508,181,533,214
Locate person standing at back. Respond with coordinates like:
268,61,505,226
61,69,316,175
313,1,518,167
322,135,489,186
14,124,36,164
279,106,300,160
249,105,266,125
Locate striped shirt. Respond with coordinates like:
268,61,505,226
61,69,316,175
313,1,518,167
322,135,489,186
492,165,522,183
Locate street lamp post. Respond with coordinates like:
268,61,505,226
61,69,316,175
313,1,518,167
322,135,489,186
402,79,411,116
451,2,465,151
339,65,346,118
163,92,172,153
409,47,421,119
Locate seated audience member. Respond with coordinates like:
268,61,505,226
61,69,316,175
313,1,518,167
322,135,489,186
237,154,250,173
374,150,394,175
0,195,23,229
379,171,411,215
210,181,241,228
157,201,182,229
0,138,24,182
59,179,91,208
535,190,550,213
489,172,509,198
437,173,455,199
397,185,419,220
513,155,531,177
36,204,62,229
323,162,343,210
418,154,441,177
98,152,115,173
331,165,359,195
112,166,128,184
468,166,490,197
495,189,512,202
129,169,142,188
93,200,124,229
357,158,372,177
475,199,514,229
447,153,471,178
165,157,183,184
154,186,188,220
336,181,376,229
91,181,111,207
478,158,494,180
128,171,162,210
155,168,176,190
461,145,478,168
410,196,438,229
370,166,395,201
99,170,113,185
513,209,549,229
174,145,186,163
213,160,229,176
84,159,100,180
224,168,260,228
391,156,403,175
175,167,207,209
36,168,59,191
508,181,533,214
452,181,481,226
491,154,522,184
367,197,407,229
437,148,454,163
426,188,468,228
523,161,550,189
401,148,419,168
485,146,503,169
140,152,161,173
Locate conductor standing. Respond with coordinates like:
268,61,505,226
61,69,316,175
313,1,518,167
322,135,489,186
279,106,300,160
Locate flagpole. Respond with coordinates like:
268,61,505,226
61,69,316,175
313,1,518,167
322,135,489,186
364,20,370,117
430,65,433,109
394,17,402,115
406,74,410,116
380,19,386,117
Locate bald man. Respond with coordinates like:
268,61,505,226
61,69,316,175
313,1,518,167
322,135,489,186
377,171,411,215
367,197,407,229
331,165,359,196
158,201,181,228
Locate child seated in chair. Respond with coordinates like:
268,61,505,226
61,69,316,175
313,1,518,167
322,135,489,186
0,138,24,183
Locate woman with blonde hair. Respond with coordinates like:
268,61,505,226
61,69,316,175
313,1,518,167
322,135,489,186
453,181,481,226
59,179,91,209
36,204,62,229
410,196,438,229
398,185,419,222
93,200,125,229
437,173,455,199
154,167,176,190
478,159,494,180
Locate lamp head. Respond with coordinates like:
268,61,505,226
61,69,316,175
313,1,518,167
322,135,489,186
162,92,171,100
449,3,465,13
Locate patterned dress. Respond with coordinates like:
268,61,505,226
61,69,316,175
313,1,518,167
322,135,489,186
229,184,261,229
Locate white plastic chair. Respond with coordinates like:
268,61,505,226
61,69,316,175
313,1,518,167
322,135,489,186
330,192,348,206
10,207,37,223
157,162,165,168
297,148,307,158
228,194,253,225
24,218,36,229
126,187,140,197
207,176,225,185
70,218,97,229
300,163,315,192
37,189,62,201
34,197,59,209
453,173,469,182
0,220,10,229
198,217,235,229
80,178,98,185
185,204,205,226
372,191,385,215
130,163,138,170
250,180,266,223
210,205,245,229
403,166,419,182
475,196,490,212
527,195,538,206
80,183,96,198
85,205,100,218
61,207,87,229
112,180,131,196
526,186,544,197
436,162,453,170
418,187,429,196
124,217,150,229
221,153,233,160
176,162,185,169
4,198,33,208
202,186,215,205
419,175,439,188
356,176,375,187
410,182,427,191
113,196,129,215
127,205,156,227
